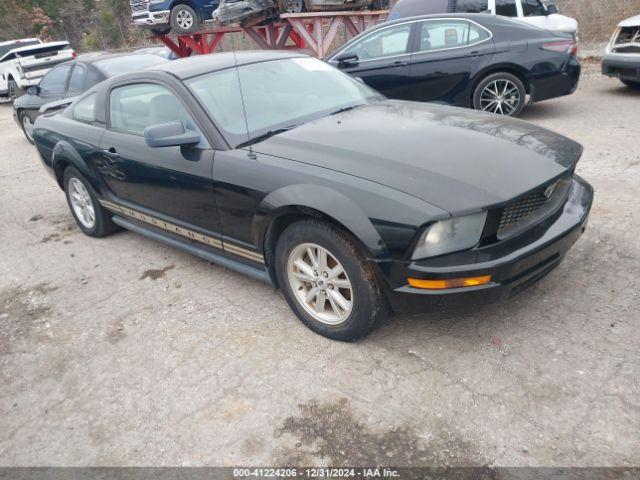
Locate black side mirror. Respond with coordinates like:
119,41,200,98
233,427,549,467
335,52,359,68
144,121,201,148
27,86,40,96
546,4,558,15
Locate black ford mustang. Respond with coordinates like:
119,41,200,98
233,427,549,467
32,51,593,341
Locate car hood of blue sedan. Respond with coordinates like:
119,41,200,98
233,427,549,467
252,100,583,214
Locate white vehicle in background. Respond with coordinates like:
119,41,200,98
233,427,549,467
389,0,579,37
0,38,76,102
602,15,640,89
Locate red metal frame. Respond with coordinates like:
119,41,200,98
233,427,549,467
157,10,388,59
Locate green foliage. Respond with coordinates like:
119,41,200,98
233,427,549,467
0,0,146,52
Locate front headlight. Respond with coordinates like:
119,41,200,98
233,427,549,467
411,212,487,260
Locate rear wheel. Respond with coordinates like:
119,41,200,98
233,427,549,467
279,0,305,13
63,167,118,238
18,110,35,144
473,72,526,117
621,79,640,89
170,4,200,34
275,220,389,341
8,79,24,102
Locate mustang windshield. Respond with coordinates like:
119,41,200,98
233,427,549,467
186,57,384,148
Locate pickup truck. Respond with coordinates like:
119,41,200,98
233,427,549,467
0,38,76,102
129,0,220,34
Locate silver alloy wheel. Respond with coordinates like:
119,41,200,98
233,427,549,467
176,9,194,30
22,115,34,142
69,178,96,229
287,243,353,325
479,79,521,116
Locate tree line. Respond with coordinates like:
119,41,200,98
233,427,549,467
0,0,150,52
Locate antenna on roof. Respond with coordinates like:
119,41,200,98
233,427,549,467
230,34,254,158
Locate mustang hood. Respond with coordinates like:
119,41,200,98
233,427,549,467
254,101,583,214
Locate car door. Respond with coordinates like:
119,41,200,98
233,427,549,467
492,0,521,18
331,21,416,99
407,19,495,105
97,81,221,236
517,0,576,34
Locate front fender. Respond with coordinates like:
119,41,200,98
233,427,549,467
255,184,389,258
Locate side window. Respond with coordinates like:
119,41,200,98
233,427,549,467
39,64,72,94
521,0,545,16
344,24,412,61
67,64,86,96
418,20,489,52
85,66,105,90
73,93,97,124
495,0,519,16
455,0,489,13
109,83,193,136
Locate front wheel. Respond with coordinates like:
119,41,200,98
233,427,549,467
18,110,35,145
275,220,389,341
63,167,118,238
621,79,640,89
170,4,200,34
473,72,526,117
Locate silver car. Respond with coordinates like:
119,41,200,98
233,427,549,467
602,14,640,89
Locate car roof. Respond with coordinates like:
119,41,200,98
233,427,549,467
383,12,500,27
146,50,307,79
78,51,148,65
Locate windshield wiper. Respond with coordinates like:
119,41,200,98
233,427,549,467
330,104,363,116
237,125,299,149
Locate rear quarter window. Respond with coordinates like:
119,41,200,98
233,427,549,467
73,93,97,124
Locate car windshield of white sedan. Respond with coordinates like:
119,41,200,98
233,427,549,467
186,57,384,147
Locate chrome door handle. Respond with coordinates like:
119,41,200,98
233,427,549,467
102,148,120,159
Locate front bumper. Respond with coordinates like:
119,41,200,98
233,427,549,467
132,10,170,27
602,52,640,81
382,176,593,312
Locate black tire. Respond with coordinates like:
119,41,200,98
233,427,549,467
472,72,527,117
63,167,118,238
279,0,305,13
151,26,171,35
170,4,200,34
274,219,389,341
621,79,640,89
8,78,24,102
18,110,35,145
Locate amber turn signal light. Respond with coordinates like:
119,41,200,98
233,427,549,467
408,275,492,290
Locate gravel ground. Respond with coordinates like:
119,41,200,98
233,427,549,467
0,75,639,467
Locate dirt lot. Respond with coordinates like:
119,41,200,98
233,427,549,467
0,75,639,467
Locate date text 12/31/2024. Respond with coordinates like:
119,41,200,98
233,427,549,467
233,468,400,478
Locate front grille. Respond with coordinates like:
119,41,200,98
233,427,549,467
497,176,572,239
613,45,640,54
130,0,149,13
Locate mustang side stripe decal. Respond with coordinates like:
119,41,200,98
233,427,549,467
99,200,264,264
